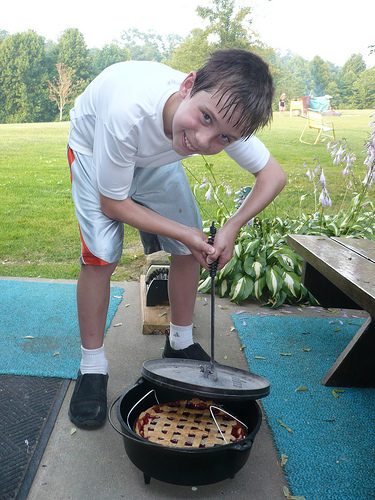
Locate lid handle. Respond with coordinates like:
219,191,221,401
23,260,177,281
202,222,219,380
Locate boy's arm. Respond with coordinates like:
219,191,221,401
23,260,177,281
208,155,287,269
99,194,214,269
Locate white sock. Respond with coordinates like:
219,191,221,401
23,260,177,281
169,322,194,350
80,345,108,375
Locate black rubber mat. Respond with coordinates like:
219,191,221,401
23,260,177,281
0,375,69,500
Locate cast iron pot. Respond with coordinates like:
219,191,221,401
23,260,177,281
113,377,262,486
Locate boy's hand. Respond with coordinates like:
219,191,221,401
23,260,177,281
206,225,237,271
184,227,216,270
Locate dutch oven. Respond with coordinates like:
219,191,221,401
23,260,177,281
110,376,263,486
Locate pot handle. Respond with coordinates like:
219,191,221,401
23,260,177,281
108,395,128,438
108,397,157,445
108,388,159,439
108,378,143,437
230,438,255,452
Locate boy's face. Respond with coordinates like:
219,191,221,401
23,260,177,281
169,73,242,157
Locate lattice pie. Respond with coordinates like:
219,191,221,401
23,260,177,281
135,398,246,448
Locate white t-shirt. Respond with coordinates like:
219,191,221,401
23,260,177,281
69,61,270,201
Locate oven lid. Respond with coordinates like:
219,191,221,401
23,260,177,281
141,358,270,401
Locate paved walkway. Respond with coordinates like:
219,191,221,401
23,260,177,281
18,277,365,499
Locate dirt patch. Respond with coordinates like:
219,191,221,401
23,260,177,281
112,242,147,282
113,245,171,282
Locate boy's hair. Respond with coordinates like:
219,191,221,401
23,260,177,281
191,49,274,138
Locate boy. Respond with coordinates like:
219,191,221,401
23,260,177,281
67,49,286,428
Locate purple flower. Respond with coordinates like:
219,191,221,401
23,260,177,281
363,170,375,189
319,186,332,207
364,144,375,169
334,145,345,165
205,185,212,202
319,170,326,187
199,178,209,189
306,168,314,180
341,155,352,176
341,166,350,176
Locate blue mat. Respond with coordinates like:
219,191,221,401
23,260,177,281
0,280,124,380
232,313,375,500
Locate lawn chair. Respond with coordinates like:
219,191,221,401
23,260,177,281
299,109,335,145
290,99,303,117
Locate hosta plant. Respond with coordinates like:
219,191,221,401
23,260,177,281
198,216,318,308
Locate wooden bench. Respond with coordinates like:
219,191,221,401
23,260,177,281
287,234,375,387
299,109,335,145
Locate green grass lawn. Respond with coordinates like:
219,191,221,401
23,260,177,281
1,110,373,281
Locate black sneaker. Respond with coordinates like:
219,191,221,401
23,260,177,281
68,370,108,429
162,334,210,361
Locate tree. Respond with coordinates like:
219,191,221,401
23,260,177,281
285,55,313,94
325,80,340,108
196,0,254,49
339,54,366,107
53,28,92,117
309,56,332,96
342,53,366,74
350,67,375,109
0,30,49,123
118,29,184,64
169,0,262,72
48,63,83,121
0,29,9,42
90,43,130,78
119,28,165,62
162,34,184,62
169,29,212,72
1,19,371,123
57,28,91,83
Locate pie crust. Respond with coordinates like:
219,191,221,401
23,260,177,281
135,398,246,448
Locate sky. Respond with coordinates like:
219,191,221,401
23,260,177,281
1,0,374,68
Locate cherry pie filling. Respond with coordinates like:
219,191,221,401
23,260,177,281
135,398,246,448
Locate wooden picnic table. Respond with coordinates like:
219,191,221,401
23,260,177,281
287,234,375,387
